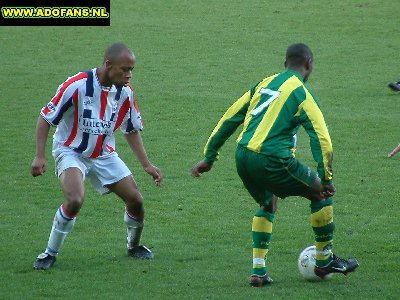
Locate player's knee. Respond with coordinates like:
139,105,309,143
64,191,84,214
126,190,144,212
130,189,143,203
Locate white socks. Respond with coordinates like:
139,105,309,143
124,211,143,250
43,207,142,255
45,205,76,256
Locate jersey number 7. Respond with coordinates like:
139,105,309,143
251,88,280,116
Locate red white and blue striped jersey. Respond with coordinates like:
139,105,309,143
41,68,143,158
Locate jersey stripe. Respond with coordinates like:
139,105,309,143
115,86,122,100
42,72,87,115
204,90,251,157
52,96,74,125
236,75,279,143
126,83,143,129
247,77,302,152
64,89,79,146
99,90,108,119
85,70,94,97
74,132,90,153
90,135,104,158
301,89,333,180
132,96,143,128
90,90,109,158
125,108,134,132
114,97,130,132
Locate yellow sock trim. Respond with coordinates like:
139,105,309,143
311,206,333,227
315,240,333,261
253,249,268,268
252,216,273,232
253,248,268,259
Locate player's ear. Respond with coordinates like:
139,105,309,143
105,59,113,70
305,58,312,71
284,60,288,68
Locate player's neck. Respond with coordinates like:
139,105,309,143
96,67,113,88
286,67,307,82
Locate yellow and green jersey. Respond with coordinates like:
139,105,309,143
203,69,333,184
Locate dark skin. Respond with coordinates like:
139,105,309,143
97,49,135,88
31,48,162,218
191,58,335,213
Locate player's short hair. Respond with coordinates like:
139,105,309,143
104,43,133,62
286,43,313,67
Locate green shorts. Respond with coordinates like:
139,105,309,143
235,145,318,206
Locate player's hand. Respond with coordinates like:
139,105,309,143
191,160,212,177
388,144,400,158
31,157,48,177
144,164,163,186
321,183,336,199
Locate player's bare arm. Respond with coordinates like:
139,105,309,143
125,131,163,186
31,116,51,177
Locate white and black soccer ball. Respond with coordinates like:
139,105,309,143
298,245,332,281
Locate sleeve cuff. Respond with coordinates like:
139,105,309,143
203,156,216,164
40,113,55,126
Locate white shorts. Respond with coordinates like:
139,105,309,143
52,145,132,195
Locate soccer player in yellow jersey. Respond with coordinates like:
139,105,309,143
192,43,359,287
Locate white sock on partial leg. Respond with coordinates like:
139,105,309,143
45,205,76,256
124,211,143,250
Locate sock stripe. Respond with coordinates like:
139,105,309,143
311,205,333,227
125,210,141,222
59,205,76,220
252,212,274,277
252,216,273,232
253,248,268,257
253,258,266,266
311,204,335,267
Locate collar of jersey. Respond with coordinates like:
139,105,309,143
283,69,304,82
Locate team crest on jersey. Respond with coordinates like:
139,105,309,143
46,103,56,112
112,101,118,113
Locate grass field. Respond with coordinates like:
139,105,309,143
1,0,400,299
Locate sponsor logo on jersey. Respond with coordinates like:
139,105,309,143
78,115,115,135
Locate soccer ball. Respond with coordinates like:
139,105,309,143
298,245,332,281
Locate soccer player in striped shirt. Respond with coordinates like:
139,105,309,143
31,43,163,270
192,43,359,287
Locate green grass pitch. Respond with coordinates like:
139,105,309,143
1,0,399,299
